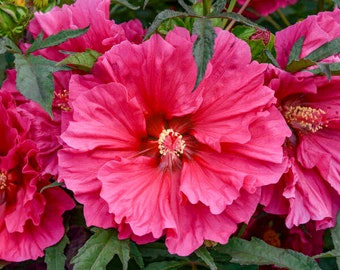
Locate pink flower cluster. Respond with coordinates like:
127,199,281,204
1,0,339,262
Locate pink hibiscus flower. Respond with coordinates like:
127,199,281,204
1,70,61,176
261,9,340,230
0,90,74,262
58,27,290,256
237,0,297,16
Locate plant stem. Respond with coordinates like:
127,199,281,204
226,0,252,31
276,8,290,27
202,0,212,16
227,0,237,12
264,15,282,30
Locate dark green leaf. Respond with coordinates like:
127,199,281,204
287,36,304,65
178,0,196,15
144,10,189,39
26,26,90,54
45,234,70,270
211,0,227,15
144,260,189,270
129,242,144,269
216,237,322,270
308,62,340,76
192,17,216,88
58,49,102,72
264,49,280,68
285,58,316,72
305,37,340,62
71,228,130,270
111,0,140,10
40,181,64,193
14,54,69,116
139,242,180,260
330,211,340,269
207,12,265,30
195,246,217,270
0,36,21,54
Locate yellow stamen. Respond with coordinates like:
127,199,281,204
158,129,185,157
285,105,328,133
0,173,7,190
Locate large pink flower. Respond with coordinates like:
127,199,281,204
58,27,290,255
0,90,74,262
237,0,297,16
261,9,340,230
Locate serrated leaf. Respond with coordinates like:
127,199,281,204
330,211,340,269
144,260,189,270
305,37,340,62
216,237,322,270
211,0,227,15
45,234,70,270
287,36,305,65
178,0,196,15
195,246,217,270
144,9,189,39
71,228,130,270
58,49,102,72
192,17,216,88
207,12,265,30
0,36,21,54
285,58,316,72
112,0,140,10
26,26,90,54
129,242,144,269
14,54,69,116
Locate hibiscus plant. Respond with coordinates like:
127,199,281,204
0,0,340,269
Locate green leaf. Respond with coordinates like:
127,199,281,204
58,49,102,72
333,0,340,7
129,242,144,269
313,249,340,259
207,12,265,30
139,242,180,260
305,37,340,62
287,36,305,66
285,58,316,73
14,54,70,116
40,181,64,193
144,9,189,39
71,228,130,270
111,0,140,10
26,26,90,54
211,0,227,15
45,234,70,270
192,17,216,88
216,237,322,270
264,49,280,68
144,260,189,270
178,0,196,15
330,211,340,269
0,36,21,54
308,62,340,76
195,246,217,270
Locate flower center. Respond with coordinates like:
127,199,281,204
0,172,7,190
262,229,281,248
158,129,186,157
284,105,328,133
53,89,71,111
